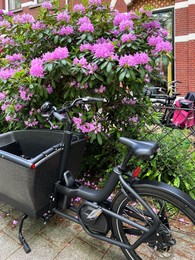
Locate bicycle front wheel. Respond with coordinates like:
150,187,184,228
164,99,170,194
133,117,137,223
111,181,195,260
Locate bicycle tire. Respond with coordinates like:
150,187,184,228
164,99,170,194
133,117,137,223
111,180,195,260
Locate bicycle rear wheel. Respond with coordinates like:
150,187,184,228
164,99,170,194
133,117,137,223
111,181,195,260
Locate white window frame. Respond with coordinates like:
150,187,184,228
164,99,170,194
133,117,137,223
6,0,21,11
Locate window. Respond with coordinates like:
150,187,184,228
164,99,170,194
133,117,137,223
8,0,21,10
153,8,174,90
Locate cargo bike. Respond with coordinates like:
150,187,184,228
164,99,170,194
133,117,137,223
0,97,195,259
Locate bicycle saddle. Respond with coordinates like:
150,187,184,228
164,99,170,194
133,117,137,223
119,137,158,157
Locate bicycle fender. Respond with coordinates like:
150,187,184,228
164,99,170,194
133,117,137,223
132,180,195,212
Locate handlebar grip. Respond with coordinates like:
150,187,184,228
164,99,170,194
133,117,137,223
53,112,66,123
83,97,107,102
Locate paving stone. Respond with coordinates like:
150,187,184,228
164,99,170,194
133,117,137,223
102,245,126,260
0,231,21,259
3,217,45,243
0,213,13,231
39,216,82,249
7,234,60,260
76,230,111,253
55,237,104,260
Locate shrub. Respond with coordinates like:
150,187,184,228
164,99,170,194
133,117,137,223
0,0,173,177
0,0,171,140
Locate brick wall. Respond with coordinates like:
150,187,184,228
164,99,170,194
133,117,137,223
130,0,174,10
175,1,195,94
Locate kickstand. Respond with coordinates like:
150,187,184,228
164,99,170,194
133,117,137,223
18,214,31,254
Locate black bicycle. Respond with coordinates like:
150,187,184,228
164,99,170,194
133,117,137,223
145,81,195,133
0,97,194,259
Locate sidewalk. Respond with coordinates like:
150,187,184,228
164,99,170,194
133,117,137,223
0,201,126,260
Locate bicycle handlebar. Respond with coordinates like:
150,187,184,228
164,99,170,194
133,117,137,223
53,111,66,123
41,97,107,123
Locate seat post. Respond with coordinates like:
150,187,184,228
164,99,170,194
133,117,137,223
119,150,133,171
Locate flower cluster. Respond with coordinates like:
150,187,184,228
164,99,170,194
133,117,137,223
148,35,172,53
0,68,21,80
73,116,102,134
31,21,46,30
78,16,94,33
119,52,149,67
59,26,74,36
73,57,98,74
42,1,53,10
57,11,70,22
73,4,85,13
13,14,35,24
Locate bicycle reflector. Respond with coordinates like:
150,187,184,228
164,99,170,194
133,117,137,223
132,166,141,178
31,164,36,169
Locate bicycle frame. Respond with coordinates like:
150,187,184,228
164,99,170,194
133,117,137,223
51,128,160,251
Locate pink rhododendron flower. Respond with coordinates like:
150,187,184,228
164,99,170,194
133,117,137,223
119,19,134,32
46,85,53,94
113,12,132,26
32,21,46,30
122,97,136,105
80,43,92,52
15,103,23,111
0,36,14,46
19,86,33,101
73,57,88,67
1,103,8,111
92,42,114,58
59,26,74,35
43,47,69,61
119,52,149,67
89,0,102,5
148,36,172,53
0,92,6,100
24,119,39,127
143,20,160,29
30,58,44,78
0,20,11,28
121,33,136,43
5,115,12,122
77,16,91,25
13,14,35,24
57,11,70,22
73,4,85,13
95,85,106,94
0,68,20,80
6,53,23,62
78,22,94,33
42,1,52,9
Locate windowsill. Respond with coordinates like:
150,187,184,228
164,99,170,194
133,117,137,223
10,8,23,13
29,4,42,9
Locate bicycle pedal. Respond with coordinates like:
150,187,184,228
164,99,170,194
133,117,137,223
86,208,103,220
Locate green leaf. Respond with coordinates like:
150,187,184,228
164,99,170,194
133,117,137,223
106,62,112,73
97,134,103,145
76,73,83,82
100,61,109,70
45,63,53,72
54,35,59,44
87,34,93,42
119,71,126,81
94,73,104,81
174,177,180,187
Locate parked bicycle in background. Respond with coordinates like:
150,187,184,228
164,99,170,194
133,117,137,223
145,81,195,133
